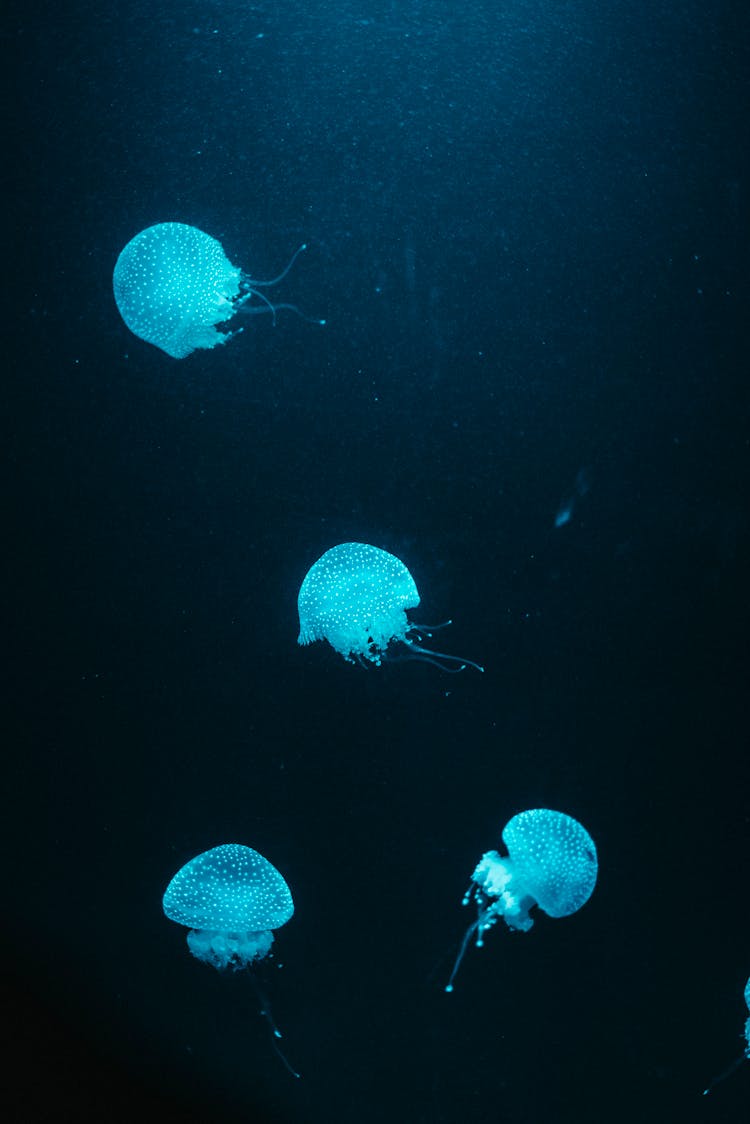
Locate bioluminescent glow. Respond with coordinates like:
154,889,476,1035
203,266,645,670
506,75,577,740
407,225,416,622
297,542,483,672
446,808,598,992
163,843,298,1076
163,842,293,970
113,223,323,358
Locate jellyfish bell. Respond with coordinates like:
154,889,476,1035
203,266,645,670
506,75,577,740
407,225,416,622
297,542,483,673
113,222,324,359
445,809,598,992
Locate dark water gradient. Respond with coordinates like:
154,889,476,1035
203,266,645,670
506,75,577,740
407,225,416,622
6,1,749,1121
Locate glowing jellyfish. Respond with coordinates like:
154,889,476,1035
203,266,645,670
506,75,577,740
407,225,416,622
163,843,298,1075
163,843,293,970
445,808,598,992
297,542,483,672
703,975,750,1094
113,222,323,358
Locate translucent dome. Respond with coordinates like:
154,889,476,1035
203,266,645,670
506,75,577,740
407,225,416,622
163,843,293,932
298,542,482,672
298,542,418,663
113,223,321,358
499,808,598,920
113,223,242,359
445,809,597,992
163,843,293,971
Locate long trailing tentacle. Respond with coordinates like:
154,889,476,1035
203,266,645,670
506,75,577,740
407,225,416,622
702,1053,746,1095
408,620,454,638
444,918,480,993
246,974,301,1079
238,244,326,325
236,286,279,322
248,243,309,288
405,640,484,674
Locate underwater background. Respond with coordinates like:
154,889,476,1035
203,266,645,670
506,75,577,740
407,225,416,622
6,0,749,1121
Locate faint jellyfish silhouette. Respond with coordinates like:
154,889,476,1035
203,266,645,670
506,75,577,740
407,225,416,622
445,808,598,992
297,542,483,672
703,975,750,1094
163,843,299,1076
113,222,324,358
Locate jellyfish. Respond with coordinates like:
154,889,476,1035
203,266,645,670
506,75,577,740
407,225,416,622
703,975,750,1094
445,808,598,992
163,843,299,1075
113,222,324,358
163,842,293,969
297,542,483,672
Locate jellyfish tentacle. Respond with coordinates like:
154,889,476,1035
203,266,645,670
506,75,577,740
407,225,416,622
702,1055,745,1095
247,973,301,1079
238,295,325,325
404,639,485,674
236,285,279,323
382,649,466,673
247,243,308,287
445,918,480,993
271,1036,301,1080
445,903,498,992
239,243,324,326
409,620,453,638
263,301,326,325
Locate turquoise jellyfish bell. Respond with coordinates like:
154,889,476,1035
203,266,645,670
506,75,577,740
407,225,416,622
445,809,598,992
113,222,323,358
297,542,483,672
162,843,293,971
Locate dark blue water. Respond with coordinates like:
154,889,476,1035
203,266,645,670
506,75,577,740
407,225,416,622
6,1,749,1121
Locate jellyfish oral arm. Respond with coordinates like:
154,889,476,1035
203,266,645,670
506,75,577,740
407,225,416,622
186,928,274,971
472,852,535,933
472,851,511,896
